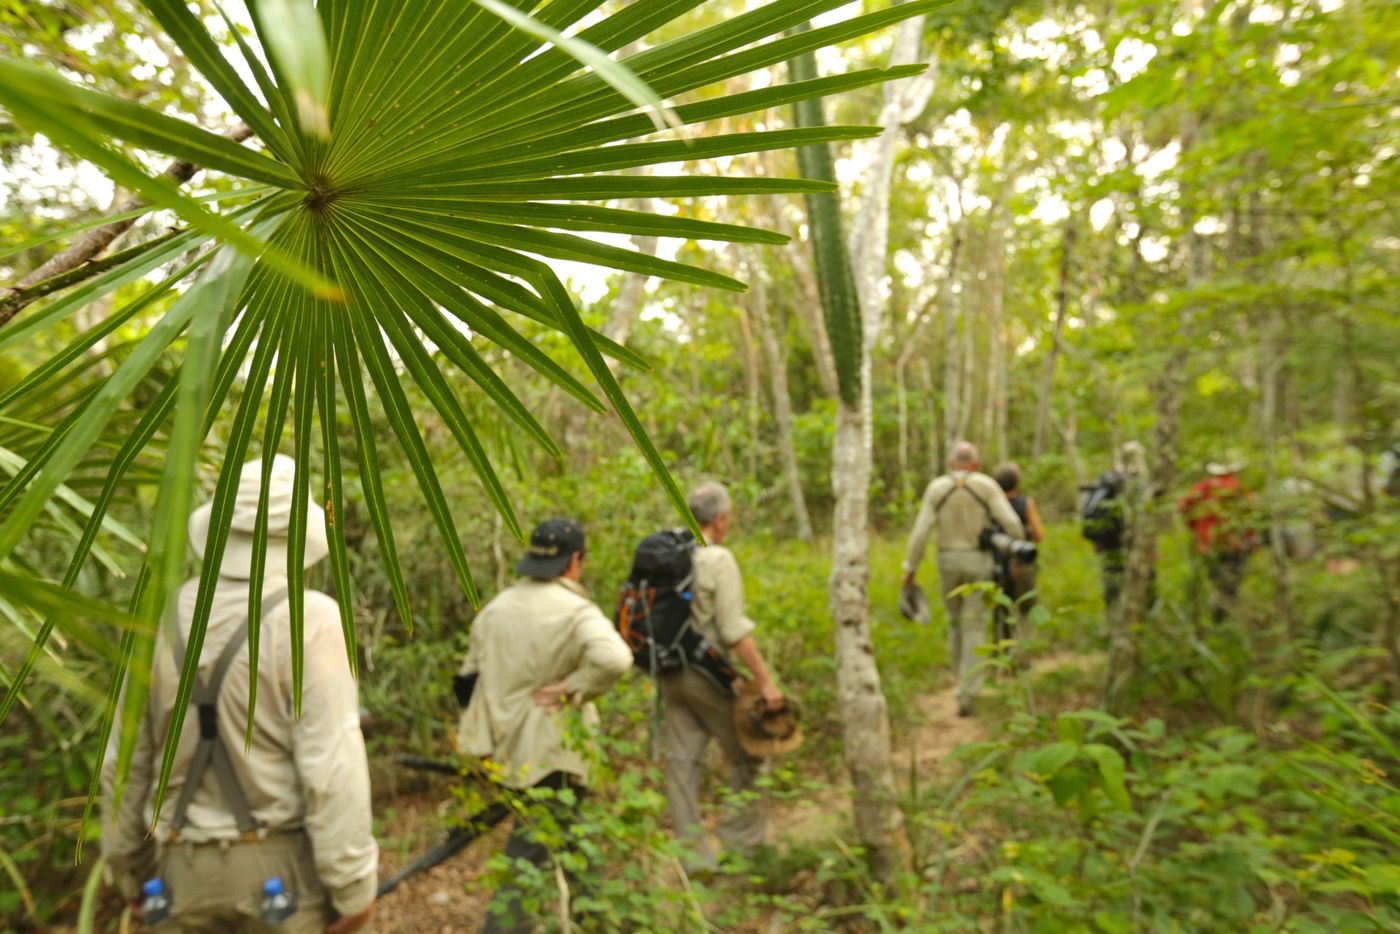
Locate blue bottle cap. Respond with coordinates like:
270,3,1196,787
263,877,285,897
141,878,164,897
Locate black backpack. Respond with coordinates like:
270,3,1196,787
615,529,738,693
1081,478,1124,548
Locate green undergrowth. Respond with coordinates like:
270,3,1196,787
440,525,1400,931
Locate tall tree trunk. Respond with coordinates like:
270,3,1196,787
782,234,841,399
992,243,1008,463
603,207,658,350
897,357,911,502
1053,405,1087,487
790,16,935,879
736,300,763,486
956,250,975,444
1033,224,1076,458
829,399,899,872
918,357,939,472
942,263,962,456
750,258,814,541
896,258,954,498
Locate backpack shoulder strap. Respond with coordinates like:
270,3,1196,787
934,474,993,519
932,475,963,515
167,588,290,839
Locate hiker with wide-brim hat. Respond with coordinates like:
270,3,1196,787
102,455,378,933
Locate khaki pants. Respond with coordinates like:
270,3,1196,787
937,550,996,707
658,668,766,868
155,832,336,933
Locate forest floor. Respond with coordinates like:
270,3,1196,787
370,663,1019,932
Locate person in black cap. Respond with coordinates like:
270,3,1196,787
455,517,631,933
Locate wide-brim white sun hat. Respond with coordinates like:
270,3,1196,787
188,454,329,581
1205,461,1246,477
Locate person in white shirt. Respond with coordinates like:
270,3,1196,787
102,454,377,932
456,516,631,934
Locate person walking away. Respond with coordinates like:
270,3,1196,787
456,517,632,933
902,442,1026,716
992,462,1043,646
1082,469,1128,611
1179,462,1258,623
102,455,377,933
659,482,786,871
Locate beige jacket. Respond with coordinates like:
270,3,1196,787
101,578,378,915
690,538,756,650
456,577,631,789
904,470,1027,571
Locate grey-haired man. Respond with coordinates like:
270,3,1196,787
659,482,784,870
903,442,1026,716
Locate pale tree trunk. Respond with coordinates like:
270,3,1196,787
829,400,898,872
603,205,658,349
793,15,936,881
1242,166,1295,638
1033,224,1076,458
896,288,947,499
942,269,962,456
736,300,763,485
782,231,841,399
1261,316,1293,634
1053,405,1087,487
897,358,910,499
978,231,1002,457
918,357,939,471
991,243,1008,464
956,258,975,443
935,226,968,459
750,255,813,541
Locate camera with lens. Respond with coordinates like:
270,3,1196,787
979,527,1038,563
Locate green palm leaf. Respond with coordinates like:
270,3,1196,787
0,0,935,821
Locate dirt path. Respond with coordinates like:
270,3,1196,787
372,790,501,932
773,672,987,849
370,659,1099,929
896,677,989,784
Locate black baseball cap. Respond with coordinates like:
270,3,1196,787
517,517,585,579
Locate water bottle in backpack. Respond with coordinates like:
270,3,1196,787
140,878,172,925
260,877,297,923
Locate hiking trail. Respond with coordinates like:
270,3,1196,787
371,669,1003,931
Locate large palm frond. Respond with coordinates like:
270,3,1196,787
0,0,934,816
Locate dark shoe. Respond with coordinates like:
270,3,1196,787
957,699,975,718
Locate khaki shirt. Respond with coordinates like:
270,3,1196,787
101,578,378,915
456,577,631,789
690,537,755,650
904,470,1027,571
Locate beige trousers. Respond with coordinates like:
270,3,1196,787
155,832,337,933
658,668,767,868
937,549,997,706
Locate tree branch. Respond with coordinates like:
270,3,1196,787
0,123,253,330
